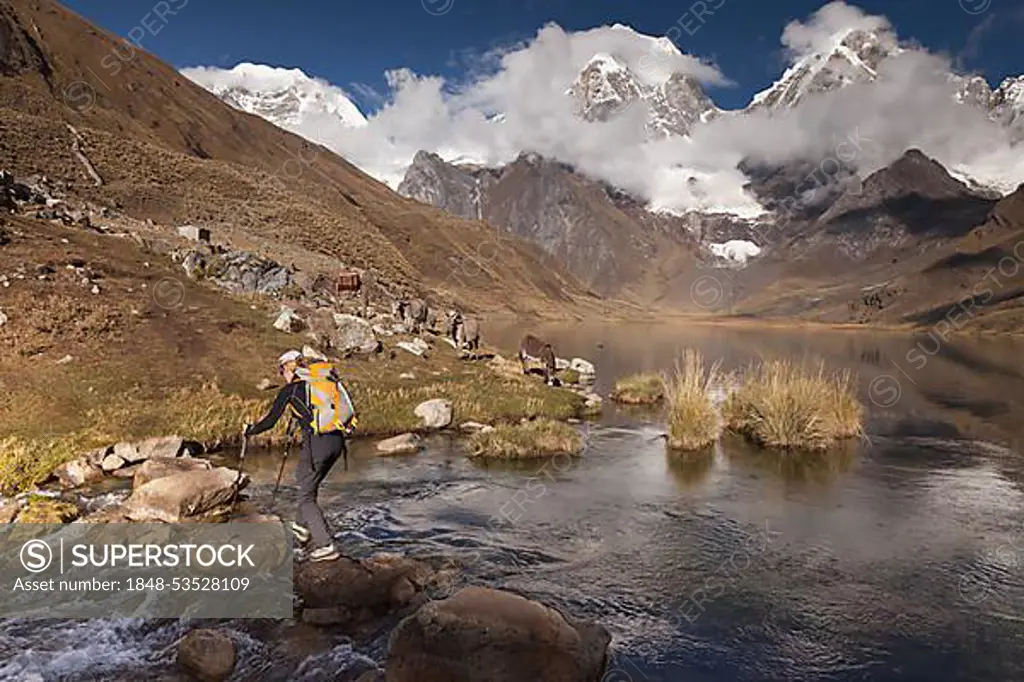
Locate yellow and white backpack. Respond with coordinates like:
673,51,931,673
293,362,358,435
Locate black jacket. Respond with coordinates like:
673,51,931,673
245,380,314,438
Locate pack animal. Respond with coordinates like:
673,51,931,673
518,334,557,385
455,316,480,352
403,298,427,333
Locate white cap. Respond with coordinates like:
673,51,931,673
278,349,302,365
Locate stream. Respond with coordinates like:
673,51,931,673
2,322,1024,681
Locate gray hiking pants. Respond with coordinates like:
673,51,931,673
295,431,345,548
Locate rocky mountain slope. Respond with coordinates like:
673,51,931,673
0,0,594,317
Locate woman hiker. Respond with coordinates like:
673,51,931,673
243,349,346,562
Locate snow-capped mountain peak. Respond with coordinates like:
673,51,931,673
567,35,719,138
749,26,902,110
182,62,368,133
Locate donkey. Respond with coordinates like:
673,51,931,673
455,316,481,352
519,334,557,385
405,298,427,333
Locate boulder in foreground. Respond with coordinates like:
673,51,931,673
124,467,245,522
177,628,236,682
386,586,610,682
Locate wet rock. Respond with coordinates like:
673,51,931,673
177,628,236,682
132,456,212,489
376,433,423,456
584,393,602,412
274,307,305,333
332,314,380,354
570,358,596,376
386,586,611,682
295,553,438,630
52,456,105,489
414,399,453,429
0,500,21,523
125,467,246,522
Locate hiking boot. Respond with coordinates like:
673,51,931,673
308,544,340,562
290,523,311,546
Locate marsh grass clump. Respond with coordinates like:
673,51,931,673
722,359,863,451
467,419,584,460
611,373,665,405
664,350,723,451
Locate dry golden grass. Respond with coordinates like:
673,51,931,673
722,359,863,451
13,495,80,523
467,419,584,459
664,350,722,451
611,372,665,405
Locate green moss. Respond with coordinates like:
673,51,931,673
16,495,80,523
611,373,665,405
467,419,584,460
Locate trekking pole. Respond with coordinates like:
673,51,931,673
231,426,249,508
271,420,297,508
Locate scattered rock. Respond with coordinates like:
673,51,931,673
302,344,328,362
51,457,105,489
176,224,211,243
56,354,73,365
376,433,423,456
397,338,430,357
274,307,305,333
256,378,276,391
386,586,611,682
132,456,213,489
570,358,596,376
0,310,6,328
125,467,246,522
555,357,571,370
399,372,415,380
113,436,185,464
459,421,491,433
100,453,127,472
0,500,22,523
414,399,453,429
584,393,602,412
176,628,236,682
332,314,380,354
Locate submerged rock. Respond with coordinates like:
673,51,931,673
386,586,611,682
414,399,453,429
177,628,236,682
376,433,423,456
294,553,439,631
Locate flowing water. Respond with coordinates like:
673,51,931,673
3,322,1024,681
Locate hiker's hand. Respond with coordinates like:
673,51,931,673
242,422,251,437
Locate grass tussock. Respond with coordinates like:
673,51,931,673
467,419,584,460
722,359,863,451
611,373,665,405
664,350,723,452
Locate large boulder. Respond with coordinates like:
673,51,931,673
132,456,212,489
333,313,381,354
124,467,245,522
176,628,236,682
294,553,439,631
52,456,105,488
376,433,423,456
570,358,596,376
386,587,610,682
414,399,453,429
113,435,186,464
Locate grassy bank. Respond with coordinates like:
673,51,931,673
467,419,585,460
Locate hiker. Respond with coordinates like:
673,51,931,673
243,349,356,562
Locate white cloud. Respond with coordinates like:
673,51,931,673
183,2,1024,215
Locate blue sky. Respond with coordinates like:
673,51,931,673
63,0,1022,111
